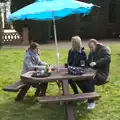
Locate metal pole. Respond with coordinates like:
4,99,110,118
52,11,59,71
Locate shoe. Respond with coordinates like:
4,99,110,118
87,103,95,110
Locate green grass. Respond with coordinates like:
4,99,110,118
0,45,120,120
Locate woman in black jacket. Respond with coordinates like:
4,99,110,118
67,36,87,94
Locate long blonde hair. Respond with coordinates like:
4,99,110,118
71,36,82,52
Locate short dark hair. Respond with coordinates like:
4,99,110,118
28,42,39,50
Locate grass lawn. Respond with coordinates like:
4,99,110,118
0,45,120,120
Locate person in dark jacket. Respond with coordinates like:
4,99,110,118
77,39,111,109
88,39,111,85
67,36,87,94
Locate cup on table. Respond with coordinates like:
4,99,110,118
64,63,68,68
51,67,56,71
48,67,56,72
48,65,55,72
80,60,85,67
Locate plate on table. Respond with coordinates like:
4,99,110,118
31,71,51,77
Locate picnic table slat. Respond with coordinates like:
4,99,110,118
37,92,100,103
3,80,26,92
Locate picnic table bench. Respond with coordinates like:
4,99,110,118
3,80,26,92
2,65,66,93
3,66,101,120
21,68,100,120
37,92,99,103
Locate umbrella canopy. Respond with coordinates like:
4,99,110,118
8,0,94,21
7,0,95,69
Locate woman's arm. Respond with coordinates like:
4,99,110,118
96,47,111,67
86,51,92,67
24,56,46,71
38,60,48,66
82,49,87,65
67,49,73,65
37,54,48,66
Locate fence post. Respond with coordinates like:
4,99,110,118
22,27,29,45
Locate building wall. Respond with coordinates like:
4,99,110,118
56,0,120,40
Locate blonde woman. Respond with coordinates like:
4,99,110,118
67,36,87,94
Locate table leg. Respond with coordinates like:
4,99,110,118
15,84,31,101
62,80,75,120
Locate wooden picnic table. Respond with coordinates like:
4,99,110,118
21,68,96,83
20,68,99,120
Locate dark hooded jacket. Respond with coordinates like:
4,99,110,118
68,47,87,67
87,44,111,85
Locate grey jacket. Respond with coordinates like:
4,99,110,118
21,50,47,74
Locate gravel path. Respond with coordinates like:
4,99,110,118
1,39,120,49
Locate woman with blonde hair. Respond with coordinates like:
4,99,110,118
67,36,87,94
71,36,83,52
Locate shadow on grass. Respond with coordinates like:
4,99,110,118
0,95,90,120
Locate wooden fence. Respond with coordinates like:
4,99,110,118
2,29,22,45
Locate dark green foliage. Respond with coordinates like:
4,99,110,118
10,0,98,42
11,0,50,43
10,0,120,41
0,0,8,2
0,9,3,47
0,9,2,27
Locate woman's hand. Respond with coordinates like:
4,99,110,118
42,61,49,66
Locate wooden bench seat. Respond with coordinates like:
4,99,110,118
37,92,100,103
3,80,26,92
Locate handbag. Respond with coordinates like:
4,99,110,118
68,66,84,75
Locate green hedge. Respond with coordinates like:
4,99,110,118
0,9,3,47
11,0,50,44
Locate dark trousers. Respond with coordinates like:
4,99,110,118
34,82,48,96
68,79,79,94
15,82,48,101
76,80,95,103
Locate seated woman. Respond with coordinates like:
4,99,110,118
67,36,87,94
16,42,48,101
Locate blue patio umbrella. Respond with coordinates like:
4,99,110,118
7,0,96,69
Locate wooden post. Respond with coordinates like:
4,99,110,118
75,15,80,35
22,27,29,45
4,8,6,29
62,80,75,120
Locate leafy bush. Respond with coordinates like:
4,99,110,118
11,0,50,44
0,9,3,47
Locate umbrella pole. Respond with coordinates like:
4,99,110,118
52,11,59,71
